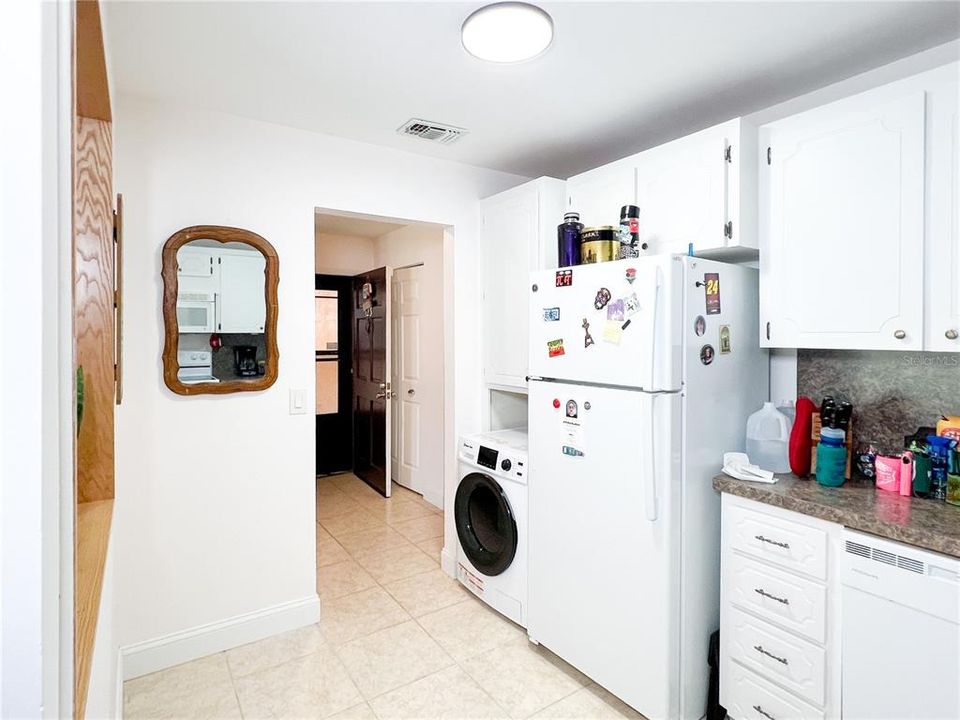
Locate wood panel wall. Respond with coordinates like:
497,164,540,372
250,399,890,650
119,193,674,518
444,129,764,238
74,116,115,504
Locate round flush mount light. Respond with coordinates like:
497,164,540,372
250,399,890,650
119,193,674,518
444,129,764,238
461,2,554,63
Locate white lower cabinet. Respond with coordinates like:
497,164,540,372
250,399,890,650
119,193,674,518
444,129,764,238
720,494,841,719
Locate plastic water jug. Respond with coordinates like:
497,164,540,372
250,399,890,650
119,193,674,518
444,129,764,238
745,402,791,474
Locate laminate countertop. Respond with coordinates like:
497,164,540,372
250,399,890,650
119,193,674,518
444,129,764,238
713,473,960,558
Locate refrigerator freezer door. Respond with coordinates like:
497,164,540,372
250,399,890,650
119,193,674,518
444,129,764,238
528,257,681,390
527,379,681,718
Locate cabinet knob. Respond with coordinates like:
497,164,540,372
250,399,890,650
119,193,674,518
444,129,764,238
893,329,906,340
946,329,959,340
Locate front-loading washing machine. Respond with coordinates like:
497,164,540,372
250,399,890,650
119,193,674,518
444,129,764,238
455,429,528,627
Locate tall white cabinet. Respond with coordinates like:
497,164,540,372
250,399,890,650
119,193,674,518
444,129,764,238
217,252,266,333
759,63,959,351
480,177,566,390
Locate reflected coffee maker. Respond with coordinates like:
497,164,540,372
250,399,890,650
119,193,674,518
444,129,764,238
234,345,258,377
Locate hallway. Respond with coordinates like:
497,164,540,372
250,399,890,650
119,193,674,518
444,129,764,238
122,473,643,719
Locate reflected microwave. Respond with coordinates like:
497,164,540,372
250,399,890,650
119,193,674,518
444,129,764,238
176,292,217,333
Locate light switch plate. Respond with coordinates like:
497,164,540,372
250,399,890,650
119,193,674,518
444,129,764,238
289,389,306,415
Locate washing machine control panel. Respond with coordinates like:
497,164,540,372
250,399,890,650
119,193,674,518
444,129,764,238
459,433,528,482
477,445,499,470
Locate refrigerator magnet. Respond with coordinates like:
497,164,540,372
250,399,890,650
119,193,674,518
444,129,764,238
606,299,625,321
565,400,578,419
547,339,565,357
624,293,640,316
543,307,560,321
719,325,731,354
625,267,636,284
555,269,573,287
582,318,595,348
704,272,721,315
602,321,622,345
594,288,612,310
700,344,715,365
694,315,706,336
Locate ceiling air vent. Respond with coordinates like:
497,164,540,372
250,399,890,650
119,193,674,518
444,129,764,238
397,118,467,145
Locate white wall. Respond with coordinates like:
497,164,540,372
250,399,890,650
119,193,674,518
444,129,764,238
315,231,375,275
112,96,526,672
0,2,73,716
373,224,446,506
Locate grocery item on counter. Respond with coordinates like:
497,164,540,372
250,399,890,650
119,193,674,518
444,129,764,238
937,415,960,442
580,226,620,264
745,402,791,474
910,445,933,498
899,451,914,496
928,435,958,501
617,205,644,259
557,212,583,267
816,427,847,487
789,396,816,476
946,449,960,507
854,439,880,479
875,454,902,493
904,426,938,448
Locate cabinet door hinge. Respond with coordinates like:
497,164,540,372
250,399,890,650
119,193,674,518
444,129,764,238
766,147,772,165
724,145,732,163
724,221,733,239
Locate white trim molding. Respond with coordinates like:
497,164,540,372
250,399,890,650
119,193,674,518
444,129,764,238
120,594,320,680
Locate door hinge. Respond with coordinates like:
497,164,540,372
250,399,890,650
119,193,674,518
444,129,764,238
724,145,732,163
724,221,733,239
112,211,118,241
766,147,772,165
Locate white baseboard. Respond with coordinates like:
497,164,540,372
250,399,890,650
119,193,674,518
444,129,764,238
440,546,456,577
120,594,320,680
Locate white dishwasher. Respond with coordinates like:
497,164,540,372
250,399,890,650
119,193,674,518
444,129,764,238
841,529,960,720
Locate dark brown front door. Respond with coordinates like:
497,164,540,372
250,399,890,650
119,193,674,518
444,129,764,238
352,267,391,496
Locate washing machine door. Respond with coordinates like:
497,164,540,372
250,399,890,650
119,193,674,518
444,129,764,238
455,472,518,577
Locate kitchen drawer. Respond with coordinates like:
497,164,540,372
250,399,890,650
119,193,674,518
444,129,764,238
728,502,828,580
726,606,826,707
723,657,825,720
727,551,827,643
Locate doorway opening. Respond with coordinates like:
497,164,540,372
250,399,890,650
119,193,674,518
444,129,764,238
313,209,447,510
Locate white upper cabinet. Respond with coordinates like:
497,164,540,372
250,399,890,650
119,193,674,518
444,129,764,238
217,252,266,333
924,76,960,352
759,82,928,350
565,160,636,229
635,118,758,259
481,177,566,389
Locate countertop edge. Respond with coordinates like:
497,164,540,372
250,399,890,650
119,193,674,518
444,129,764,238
713,474,960,559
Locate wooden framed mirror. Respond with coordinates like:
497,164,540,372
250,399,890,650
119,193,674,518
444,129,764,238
162,225,279,395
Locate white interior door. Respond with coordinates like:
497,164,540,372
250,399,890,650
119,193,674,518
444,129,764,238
391,265,424,492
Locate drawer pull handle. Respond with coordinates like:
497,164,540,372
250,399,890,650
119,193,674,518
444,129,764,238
753,704,777,720
754,587,790,605
754,534,790,550
754,644,789,665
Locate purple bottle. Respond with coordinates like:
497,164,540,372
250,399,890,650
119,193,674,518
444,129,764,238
557,212,583,267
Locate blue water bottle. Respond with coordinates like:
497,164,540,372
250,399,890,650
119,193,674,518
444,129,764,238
816,427,847,487
557,212,583,267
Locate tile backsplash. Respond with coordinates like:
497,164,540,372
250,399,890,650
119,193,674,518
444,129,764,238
797,350,960,452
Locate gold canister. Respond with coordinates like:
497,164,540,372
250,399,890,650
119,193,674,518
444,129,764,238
580,226,619,264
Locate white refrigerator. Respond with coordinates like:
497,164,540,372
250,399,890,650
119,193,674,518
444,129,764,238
527,255,768,720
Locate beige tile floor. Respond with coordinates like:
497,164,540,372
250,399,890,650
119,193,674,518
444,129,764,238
124,473,644,719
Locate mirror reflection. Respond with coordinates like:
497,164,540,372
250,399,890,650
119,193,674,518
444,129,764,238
175,239,268,385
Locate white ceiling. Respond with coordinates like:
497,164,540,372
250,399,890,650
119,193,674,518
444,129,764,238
314,212,407,239
104,1,960,178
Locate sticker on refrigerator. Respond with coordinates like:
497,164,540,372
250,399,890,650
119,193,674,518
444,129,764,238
694,315,706,337
594,287,612,310
623,293,640,317
719,325,731,354
562,446,585,458
625,267,636,284
700,344,715,366
565,400,578,419
602,321,622,345
606,299,625,322
543,307,560,322
704,273,721,315
582,318,595,348
547,339,565,357
555,269,573,288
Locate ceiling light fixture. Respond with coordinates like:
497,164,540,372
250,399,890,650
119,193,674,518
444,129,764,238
461,2,554,63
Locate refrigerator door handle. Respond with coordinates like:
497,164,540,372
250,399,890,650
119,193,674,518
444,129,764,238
647,266,662,393
644,393,658,522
